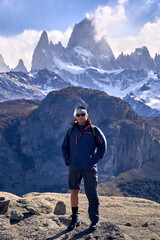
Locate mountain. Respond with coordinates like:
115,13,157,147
117,46,156,72
0,69,71,102
0,87,159,195
66,18,118,70
31,18,118,73
31,31,54,71
12,59,28,73
141,116,160,139
154,53,160,72
0,99,41,194
0,55,10,72
0,17,160,117
124,93,160,117
30,18,160,117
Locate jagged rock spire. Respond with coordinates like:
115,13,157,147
36,30,49,49
31,30,53,71
12,59,28,73
0,54,10,72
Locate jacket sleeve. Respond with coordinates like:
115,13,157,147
61,129,70,166
90,126,107,166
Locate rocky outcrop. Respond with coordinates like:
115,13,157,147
31,31,54,71
16,87,158,192
0,54,10,73
12,59,28,73
0,99,41,195
123,93,160,117
67,18,118,69
117,46,156,72
154,54,160,73
0,197,10,214
0,192,160,240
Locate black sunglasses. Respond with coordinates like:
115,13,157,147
76,113,86,117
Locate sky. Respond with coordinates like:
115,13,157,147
0,0,160,71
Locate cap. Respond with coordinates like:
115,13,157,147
74,106,88,117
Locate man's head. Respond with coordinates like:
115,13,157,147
74,106,88,125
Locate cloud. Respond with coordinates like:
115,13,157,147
92,1,128,42
106,18,160,58
0,30,41,71
92,1,160,58
0,28,72,71
48,27,72,47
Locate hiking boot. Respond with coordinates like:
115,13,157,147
89,222,100,231
67,215,81,231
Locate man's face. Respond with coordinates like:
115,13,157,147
76,113,88,125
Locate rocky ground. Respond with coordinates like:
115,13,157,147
0,192,160,240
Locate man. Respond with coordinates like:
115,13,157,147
61,106,107,231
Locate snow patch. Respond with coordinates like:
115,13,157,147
74,46,93,57
53,57,86,74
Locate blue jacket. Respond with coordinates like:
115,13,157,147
61,118,107,172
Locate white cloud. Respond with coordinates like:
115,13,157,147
48,27,72,47
92,3,160,58
0,30,41,71
92,2,127,43
0,28,72,71
107,18,160,58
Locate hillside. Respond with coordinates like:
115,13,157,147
0,99,41,195
0,192,160,240
0,87,159,196
0,99,41,130
141,116,160,140
99,160,160,203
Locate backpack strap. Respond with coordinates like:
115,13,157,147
90,124,98,146
67,124,98,145
67,126,75,156
68,126,75,139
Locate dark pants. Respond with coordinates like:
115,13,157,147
69,171,99,223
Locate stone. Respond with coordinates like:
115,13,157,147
26,206,40,215
17,198,30,204
125,222,132,227
58,215,71,225
0,197,10,214
9,210,24,221
54,201,66,215
142,222,149,227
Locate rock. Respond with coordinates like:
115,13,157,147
125,222,132,227
142,222,149,227
58,215,71,226
0,197,10,214
26,206,40,215
9,210,24,221
12,59,28,73
54,201,66,215
17,198,30,205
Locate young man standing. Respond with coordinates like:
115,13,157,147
61,106,107,231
